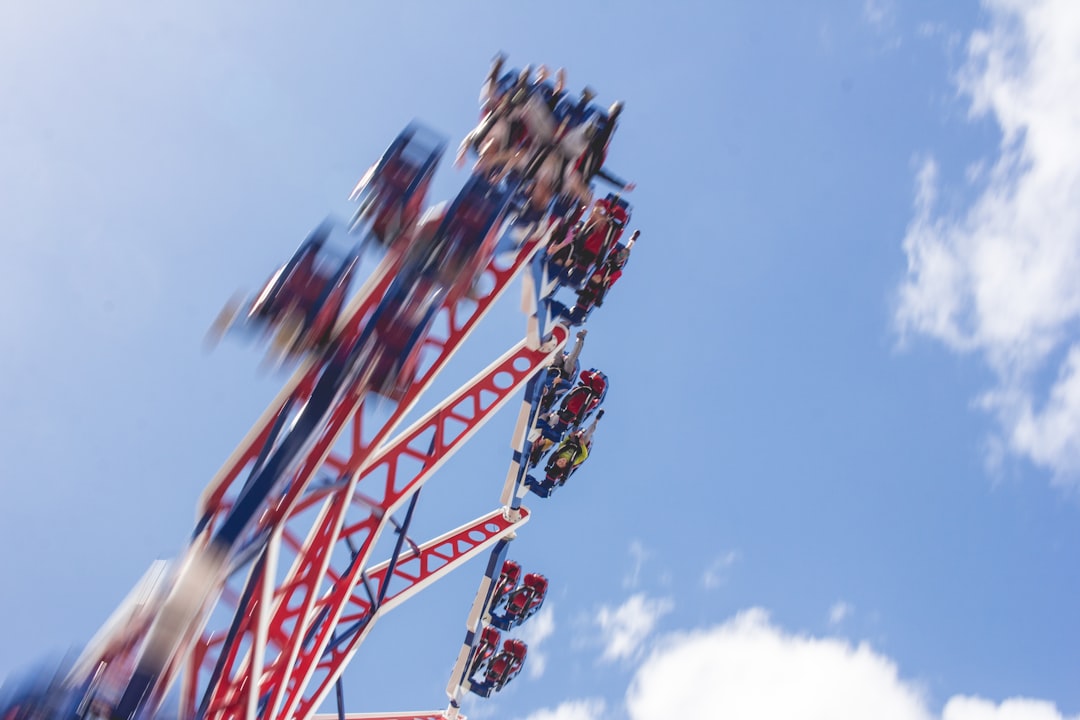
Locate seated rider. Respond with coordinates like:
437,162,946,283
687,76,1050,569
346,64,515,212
574,231,638,318
568,195,631,278
463,60,557,174
545,213,586,269
544,409,604,485
479,55,565,118
520,94,637,224
554,368,608,430
462,61,609,219
539,329,587,413
457,65,532,174
530,329,586,466
554,86,598,129
544,430,589,484
522,87,606,215
575,101,635,193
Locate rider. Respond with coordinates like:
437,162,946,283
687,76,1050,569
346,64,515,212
554,368,608,431
530,330,586,466
539,328,587,412
576,101,635,193
560,195,631,279
544,409,603,485
572,231,638,321
458,62,532,175
461,60,617,219
545,430,589,482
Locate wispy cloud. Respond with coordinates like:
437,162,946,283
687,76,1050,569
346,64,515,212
622,540,649,589
701,550,740,589
519,605,556,679
861,0,903,51
596,594,673,662
895,0,1080,486
829,601,854,625
863,0,894,30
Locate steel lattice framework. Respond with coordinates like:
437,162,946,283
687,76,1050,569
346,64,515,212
33,70,637,720
66,221,576,720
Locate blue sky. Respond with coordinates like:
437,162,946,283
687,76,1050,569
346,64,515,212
2,1,1079,719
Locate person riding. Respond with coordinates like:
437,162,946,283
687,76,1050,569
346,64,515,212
554,368,608,430
544,430,589,483
460,59,630,220
543,409,604,485
538,329,587,413
572,230,638,321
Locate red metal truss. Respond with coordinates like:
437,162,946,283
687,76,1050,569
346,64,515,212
195,331,562,720
295,507,530,720
194,251,403,528
196,232,551,563
191,507,527,720
177,233,562,719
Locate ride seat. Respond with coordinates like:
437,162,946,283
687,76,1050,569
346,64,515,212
278,252,331,316
481,626,502,646
485,655,509,682
523,573,547,594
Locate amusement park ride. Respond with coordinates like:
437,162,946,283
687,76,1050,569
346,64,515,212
0,57,641,720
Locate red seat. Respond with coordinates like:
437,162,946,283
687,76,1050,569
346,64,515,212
507,639,528,661
480,626,502,646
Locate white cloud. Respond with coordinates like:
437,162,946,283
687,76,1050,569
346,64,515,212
701,550,739,589
896,0,1080,485
518,605,556,679
596,594,673,662
514,698,606,720
1003,346,1080,474
625,608,931,720
944,696,1078,720
829,600,854,625
622,541,649,589
550,609,1073,720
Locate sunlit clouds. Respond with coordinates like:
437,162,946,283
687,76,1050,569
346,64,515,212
596,594,673,663
896,0,1080,485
